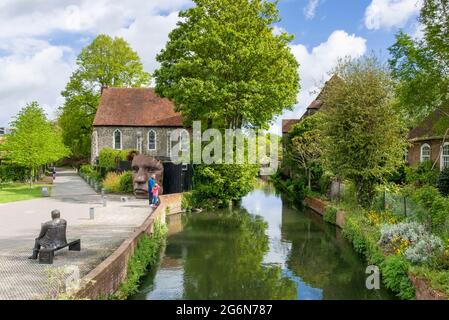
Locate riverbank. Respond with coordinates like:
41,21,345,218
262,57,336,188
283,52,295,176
303,195,448,300
74,193,183,299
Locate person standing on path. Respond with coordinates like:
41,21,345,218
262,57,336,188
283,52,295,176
148,174,155,206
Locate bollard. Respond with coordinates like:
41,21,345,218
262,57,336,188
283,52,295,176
102,196,107,207
89,207,95,220
41,187,49,197
101,188,105,197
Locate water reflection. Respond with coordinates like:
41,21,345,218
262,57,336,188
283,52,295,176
130,182,395,300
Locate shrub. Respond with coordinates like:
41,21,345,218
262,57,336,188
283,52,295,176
0,163,30,183
381,255,415,299
99,148,135,171
102,172,121,193
378,222,443,264
118,171,133,193
190,164,258,209
181,192,194,212
438,168,449,196
323,205,338,224
405,161,439,187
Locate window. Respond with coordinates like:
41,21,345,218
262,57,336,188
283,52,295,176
442,143,449,170
420,144,431,162
148,130,156,151
113,129,122,150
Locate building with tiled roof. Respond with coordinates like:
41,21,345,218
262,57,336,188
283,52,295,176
91,87,185,163
407,106,449,170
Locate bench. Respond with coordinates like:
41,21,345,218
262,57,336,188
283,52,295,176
38,239,81,264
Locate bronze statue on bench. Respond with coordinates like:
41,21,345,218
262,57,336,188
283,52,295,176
29,209,81,264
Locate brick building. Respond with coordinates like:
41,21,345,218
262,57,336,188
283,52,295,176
92,87,186,164
407,107,449,171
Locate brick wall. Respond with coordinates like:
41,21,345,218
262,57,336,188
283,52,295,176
75,193,183,299
408,139,442,168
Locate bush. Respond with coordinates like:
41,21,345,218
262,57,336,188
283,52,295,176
99,148,136,171
190,164,258,209
381,255,415,300
118,171,133,193
410,185,449,236
438,168,449,196
102,172,122,193
405,161,439,187
323,205,338,224
0,163,30,183
378,222,443,264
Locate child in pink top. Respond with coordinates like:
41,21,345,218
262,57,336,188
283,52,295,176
151,184,160,206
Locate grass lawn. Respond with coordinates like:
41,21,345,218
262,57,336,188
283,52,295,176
0,183,52,203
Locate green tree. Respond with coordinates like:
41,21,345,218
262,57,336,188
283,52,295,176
154,0,299,129
389,0,449,126
286,113,323,190
2,102,70,186
58,35,150,157
319,56,407,208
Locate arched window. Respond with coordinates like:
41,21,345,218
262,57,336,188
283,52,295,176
441,143,449,170
148,130,156,151
113,129,122,150
420,143,431,162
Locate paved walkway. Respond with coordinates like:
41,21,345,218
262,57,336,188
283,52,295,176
0,168,152,300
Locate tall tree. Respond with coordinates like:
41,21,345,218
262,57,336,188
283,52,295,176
2,102,70,186
389,0,449,126
58,35,150,157
320,56,406,208
154,0,299,129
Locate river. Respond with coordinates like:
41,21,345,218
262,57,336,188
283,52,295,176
130,182,395,300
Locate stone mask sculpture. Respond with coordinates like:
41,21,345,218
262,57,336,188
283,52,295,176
131,154,164,198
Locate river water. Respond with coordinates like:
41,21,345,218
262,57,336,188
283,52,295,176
130,182,395,300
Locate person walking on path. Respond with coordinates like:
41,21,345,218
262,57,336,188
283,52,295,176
148,174,155,206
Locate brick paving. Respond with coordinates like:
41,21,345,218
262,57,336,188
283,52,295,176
0,168,151,300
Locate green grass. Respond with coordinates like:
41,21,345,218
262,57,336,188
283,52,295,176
0,183,52,203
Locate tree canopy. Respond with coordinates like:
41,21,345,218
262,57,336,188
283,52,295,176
58,35,150,157
2,102,70,184
319,56,407,208
154,0,299,129
389,0,449,126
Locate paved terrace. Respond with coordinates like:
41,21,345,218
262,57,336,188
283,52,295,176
0,168,152,300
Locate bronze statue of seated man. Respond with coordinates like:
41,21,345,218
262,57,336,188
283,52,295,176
29,209,68,260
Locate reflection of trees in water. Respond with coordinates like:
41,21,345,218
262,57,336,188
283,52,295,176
281,206,393,300
176,208,297,300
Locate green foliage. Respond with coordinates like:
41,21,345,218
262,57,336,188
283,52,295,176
388,0,449,126
118,171,133,193
98,148,132,170
323,205,338,225
114,219,167,299
0,163,30,183
381,255,416,300
410,185,449,236
155,0,299,129
319,56,407,208
405,161,439,187
2,102,70,184
181,192,194,213
58,34,150,157
438,167,449,196
190,164,258,209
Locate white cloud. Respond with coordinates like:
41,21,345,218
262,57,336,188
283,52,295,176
0,0,192,126
304,0,321,20
364,0,423,30
271,30,367,134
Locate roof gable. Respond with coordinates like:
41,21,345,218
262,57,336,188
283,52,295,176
408,107,449,140
93,88,183,127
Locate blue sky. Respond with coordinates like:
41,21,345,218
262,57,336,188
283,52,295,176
0,0,424,133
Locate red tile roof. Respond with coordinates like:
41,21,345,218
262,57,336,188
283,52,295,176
93,88,184,127
408,106,449,140
282,119,300,134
